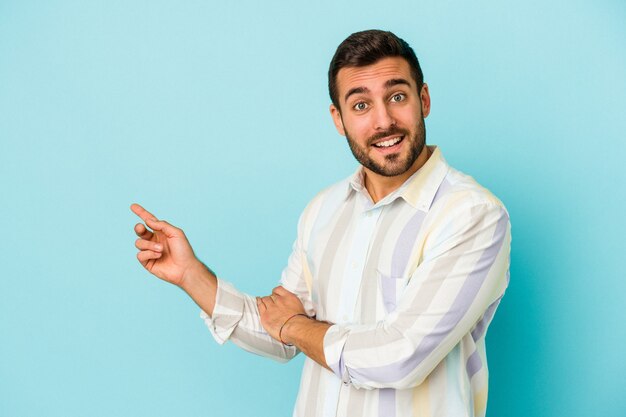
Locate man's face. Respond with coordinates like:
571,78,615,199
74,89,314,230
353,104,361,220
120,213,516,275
330,57,431,177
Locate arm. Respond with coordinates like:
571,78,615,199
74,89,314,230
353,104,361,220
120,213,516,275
131,203,312,362
259,203,511,389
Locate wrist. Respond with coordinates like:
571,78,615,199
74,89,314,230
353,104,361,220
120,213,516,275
180,260,215,292
280,313,310,346
179,260,219,316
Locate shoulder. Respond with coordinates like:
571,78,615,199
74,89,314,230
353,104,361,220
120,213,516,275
422,165,510,246
435,165,508,214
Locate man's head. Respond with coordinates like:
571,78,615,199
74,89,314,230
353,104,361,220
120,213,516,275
328,30,430,179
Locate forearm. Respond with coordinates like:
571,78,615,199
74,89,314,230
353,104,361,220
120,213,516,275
190,272,299,362
179,261,218,316
281,315,332,371
321,206,511,389
228,295,299,362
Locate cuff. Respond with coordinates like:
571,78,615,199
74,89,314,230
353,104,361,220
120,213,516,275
323,324,352,385
199,278,245,345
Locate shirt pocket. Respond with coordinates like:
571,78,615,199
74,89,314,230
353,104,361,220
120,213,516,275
377,269,409,314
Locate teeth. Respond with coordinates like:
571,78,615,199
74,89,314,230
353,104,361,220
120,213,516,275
374,137,402,148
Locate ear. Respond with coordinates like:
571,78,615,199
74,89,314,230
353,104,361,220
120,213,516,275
330,104,345,136
420,83,431,118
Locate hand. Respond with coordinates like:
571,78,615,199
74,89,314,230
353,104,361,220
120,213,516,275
131,203,202,288
257,286,306,342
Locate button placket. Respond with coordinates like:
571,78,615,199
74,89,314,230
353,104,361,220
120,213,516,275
336,207,382,325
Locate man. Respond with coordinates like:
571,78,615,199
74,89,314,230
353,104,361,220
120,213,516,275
132,30,510,417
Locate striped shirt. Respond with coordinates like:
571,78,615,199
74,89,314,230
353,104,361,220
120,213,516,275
201,146,511,417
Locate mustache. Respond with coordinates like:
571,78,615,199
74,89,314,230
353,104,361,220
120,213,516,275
367,128,410,146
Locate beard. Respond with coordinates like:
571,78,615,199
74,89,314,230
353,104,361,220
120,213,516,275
345,116,426,177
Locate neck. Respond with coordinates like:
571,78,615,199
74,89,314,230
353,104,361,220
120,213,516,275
363,145,431,203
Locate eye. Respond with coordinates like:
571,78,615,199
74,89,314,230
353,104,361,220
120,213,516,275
391,93,406,103
353,102,368,111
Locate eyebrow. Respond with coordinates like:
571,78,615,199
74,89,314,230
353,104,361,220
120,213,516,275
385,78,411,89
344,87,369,103
343,78,412,102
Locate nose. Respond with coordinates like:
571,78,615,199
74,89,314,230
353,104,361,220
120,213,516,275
373,102,396,131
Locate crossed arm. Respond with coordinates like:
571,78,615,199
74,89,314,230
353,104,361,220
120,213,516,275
132,201,510,388
131,203,331,369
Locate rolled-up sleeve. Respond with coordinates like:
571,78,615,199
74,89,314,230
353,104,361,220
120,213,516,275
199,279,245,344
323,202,511,390
200,278,299,362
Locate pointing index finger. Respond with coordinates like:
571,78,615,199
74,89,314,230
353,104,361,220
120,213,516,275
130,203,158,223
130,203,182,238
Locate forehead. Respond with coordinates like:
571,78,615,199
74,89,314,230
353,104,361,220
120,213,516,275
336,57,414,97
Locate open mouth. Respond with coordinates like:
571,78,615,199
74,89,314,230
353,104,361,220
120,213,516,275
372,135,404,149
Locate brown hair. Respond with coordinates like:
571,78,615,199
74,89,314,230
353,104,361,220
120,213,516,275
328,30,424,108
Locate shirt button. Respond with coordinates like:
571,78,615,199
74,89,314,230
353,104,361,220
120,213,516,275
351,261,358,269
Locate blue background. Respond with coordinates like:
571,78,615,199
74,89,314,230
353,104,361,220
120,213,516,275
1,1,625,416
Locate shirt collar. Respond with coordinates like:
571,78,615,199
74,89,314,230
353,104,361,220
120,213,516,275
346,145,449,212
